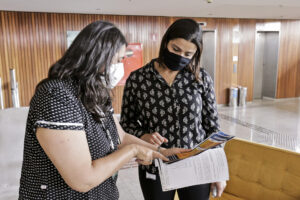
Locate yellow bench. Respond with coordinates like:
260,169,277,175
175,138,300,200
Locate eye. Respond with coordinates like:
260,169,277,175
173,47,180,52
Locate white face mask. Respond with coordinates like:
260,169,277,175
102,62,124,89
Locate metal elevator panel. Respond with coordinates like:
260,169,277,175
253,32,265,99
253,31,279,99
262,32,279,98
200,31,216,83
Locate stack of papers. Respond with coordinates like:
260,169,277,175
156,148,229,191
155,131,234,191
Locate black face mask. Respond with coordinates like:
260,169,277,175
163,48,191,71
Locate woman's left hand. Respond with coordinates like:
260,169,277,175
160,147,190,157
211,181,226,197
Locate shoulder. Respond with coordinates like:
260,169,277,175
33,79,78,105
199,68,214,87
199,68,213,82
189,68,214,94
37,78,75,94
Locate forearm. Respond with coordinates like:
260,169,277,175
37,127,142,193
82,135,168,192
74,144,136,192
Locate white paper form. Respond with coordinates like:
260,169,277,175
155,148,229,191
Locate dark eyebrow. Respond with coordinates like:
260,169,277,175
172,44,181,51
172,44,195,54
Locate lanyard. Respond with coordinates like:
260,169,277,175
100,118,118,181
106,129,115,151
100,118,115,151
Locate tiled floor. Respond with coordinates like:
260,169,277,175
117,98,300,200
218,98,300,152
117,167,143,200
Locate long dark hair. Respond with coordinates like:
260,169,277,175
44,21,127,121
158,18,203,81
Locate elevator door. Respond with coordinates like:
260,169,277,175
200,31,216,83
253,31,279,99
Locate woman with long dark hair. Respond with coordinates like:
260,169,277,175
18,20,186,199
120,18,226,200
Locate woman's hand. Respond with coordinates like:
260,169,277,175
133,144,169,165
160,147,191,157
211,181,226,197
141,132,168,146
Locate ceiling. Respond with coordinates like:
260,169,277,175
1,0,300,19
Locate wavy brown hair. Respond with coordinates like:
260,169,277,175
39,21,127,121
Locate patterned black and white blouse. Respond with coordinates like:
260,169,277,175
120,59,219,173
19,79,120,199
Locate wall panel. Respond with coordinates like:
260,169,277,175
237,19,256,101
277,20,300,98
0,11,299,112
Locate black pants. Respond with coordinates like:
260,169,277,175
138,167,211,200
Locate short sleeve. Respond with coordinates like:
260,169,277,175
33,86,84,131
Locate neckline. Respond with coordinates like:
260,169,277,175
151,60,184,87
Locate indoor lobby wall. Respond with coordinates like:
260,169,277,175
1,11,300,113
